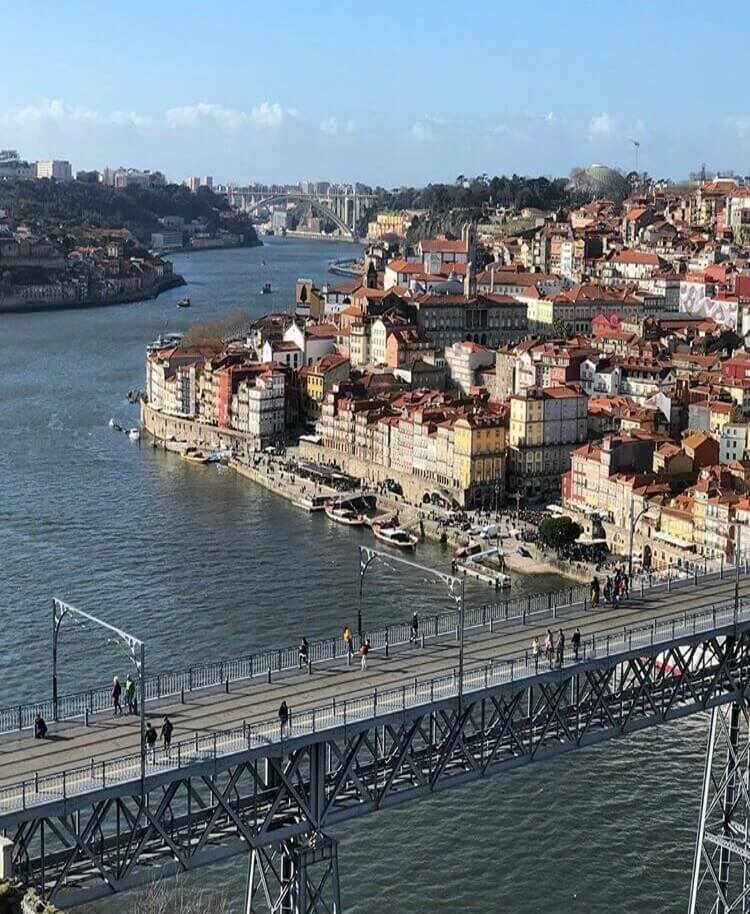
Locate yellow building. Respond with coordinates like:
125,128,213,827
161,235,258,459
301,354,350,421
509,385,588,497
453,414,506,506
366,210,425,241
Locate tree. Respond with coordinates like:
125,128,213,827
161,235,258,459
538,516,582,553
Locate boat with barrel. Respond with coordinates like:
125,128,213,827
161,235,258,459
372,522,418,550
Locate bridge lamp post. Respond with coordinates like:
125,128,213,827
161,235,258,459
52,599,147,789
627,503,650,580
357,546,467,706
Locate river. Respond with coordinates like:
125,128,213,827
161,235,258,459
0,237,706,912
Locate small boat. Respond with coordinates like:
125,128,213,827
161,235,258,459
108,417,117,429
260,282,272,294
182,448,209,465
372,522,418,550
127,428,140,441
177,297,191,308
325,502,365,527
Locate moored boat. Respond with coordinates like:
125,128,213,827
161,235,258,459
181,448,209,464
127,428,140,441
261,282,272,294
177,297,191,308
372,522,418,549
325,502,365,527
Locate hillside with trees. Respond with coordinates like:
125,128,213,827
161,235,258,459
0,180,259,248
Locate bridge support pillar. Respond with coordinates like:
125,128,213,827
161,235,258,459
688,701,750,913
244,833,342,913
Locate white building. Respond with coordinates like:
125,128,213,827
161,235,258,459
282,322,338,366
720,424,750,465
231,370,285,446
444,341,496,393
36,160,73,182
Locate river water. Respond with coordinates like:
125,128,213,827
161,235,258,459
0,237,706,912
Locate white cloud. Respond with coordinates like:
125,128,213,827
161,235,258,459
727,115,750,139
319,116,338,136
164,101,285,130
0,98,151,128
588,111,617,137
250,101,285,127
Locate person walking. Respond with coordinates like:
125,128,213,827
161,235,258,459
531,636,540,670
145,721,158,763
278,700,290,736
410,611,419,644
343,626,354,666
111,676,122,716
298,637,309,670
572,627,581,661
556,629,565,667
591,577,600,607
544,629,554,667
359,639,370,672
603,576,611,605
124,673,136,715
160,715,173,757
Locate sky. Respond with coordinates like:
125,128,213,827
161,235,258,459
3,1,750,187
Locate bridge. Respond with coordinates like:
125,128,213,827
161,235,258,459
3,552,750,912
226,189,377,239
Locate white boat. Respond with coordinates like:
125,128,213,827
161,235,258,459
128,428,140,441
177,297,191,308
325,502,365,527
372,522,418,550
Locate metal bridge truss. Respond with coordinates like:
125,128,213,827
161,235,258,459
8,628,750,910
690,701,750,913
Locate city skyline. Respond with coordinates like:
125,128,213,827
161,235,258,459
4,1,750,186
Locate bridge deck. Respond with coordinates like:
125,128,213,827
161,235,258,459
1,574,746,793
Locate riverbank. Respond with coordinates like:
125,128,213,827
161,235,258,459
0,273,185,316
160,238,263,256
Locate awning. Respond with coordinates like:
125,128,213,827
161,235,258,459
576,535,608,546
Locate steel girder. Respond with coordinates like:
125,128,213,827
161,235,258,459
8,630,750,909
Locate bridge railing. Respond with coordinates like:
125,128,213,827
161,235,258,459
1,594,746,817
0,558,738,737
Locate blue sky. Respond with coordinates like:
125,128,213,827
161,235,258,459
3,1,750,186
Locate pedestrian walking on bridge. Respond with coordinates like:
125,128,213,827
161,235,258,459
298,637,309,670
124,673,136,715
34,712,48,740
359,639,370,672
572,627,581,661
556,629,565,667
278,700,290,736
161,715,173,757
343,626,354,665
531,636,540,671
145,722,157,763
410,612,419,644
111,676,122,716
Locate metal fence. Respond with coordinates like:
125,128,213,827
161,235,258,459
0,558,740,737
0,594,745,816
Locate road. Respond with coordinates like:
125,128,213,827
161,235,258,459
0,572,746,791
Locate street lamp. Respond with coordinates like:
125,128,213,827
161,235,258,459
627,503,650,579
52,598,147,789
357,546,467,706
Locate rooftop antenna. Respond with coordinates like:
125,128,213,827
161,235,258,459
629,139,641,176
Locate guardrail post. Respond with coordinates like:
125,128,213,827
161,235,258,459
583,596,587,612
420,633,425,648
102,760,106,787
267,668,272,684
694,567,698,585
373,688,378,717
385,627,390,657
17,706,21,732
652,621,656,643
522,610,527,625
249,656,253,679
62,771,67,799
188,668,193,692
157,674,161,698
225,677,229,693
402,685,406,711
85,708,89,727
195,731,199,752
430,681,434,703
180,687,185,704
312,708,316,732
510,659,515,680
721,556,724,579
712,606,717,628
667,570,671,592
178,743,181,768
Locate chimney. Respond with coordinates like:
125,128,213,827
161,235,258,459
490,266,495,293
